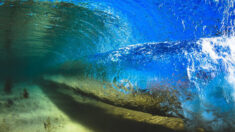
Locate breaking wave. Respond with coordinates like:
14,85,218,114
0,0,234,131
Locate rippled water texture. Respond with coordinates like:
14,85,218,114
0,0,234,132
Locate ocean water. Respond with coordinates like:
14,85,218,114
0,0,234,132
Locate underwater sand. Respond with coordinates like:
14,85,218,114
0,83,92,132
0,81,184,132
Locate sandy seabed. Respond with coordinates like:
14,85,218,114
0,80,184,132
0,83,92,132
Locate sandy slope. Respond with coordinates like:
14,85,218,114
0,83,92,132
43,74,182,117
0,81,185,132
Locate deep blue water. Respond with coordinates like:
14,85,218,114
0,0,234,131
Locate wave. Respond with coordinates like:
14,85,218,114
0,0,234,131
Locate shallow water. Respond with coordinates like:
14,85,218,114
0,0,234,132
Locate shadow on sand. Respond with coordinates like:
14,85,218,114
38,80,182,132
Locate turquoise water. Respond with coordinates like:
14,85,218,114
0,0,234,132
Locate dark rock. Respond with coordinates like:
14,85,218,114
23,89,29,99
